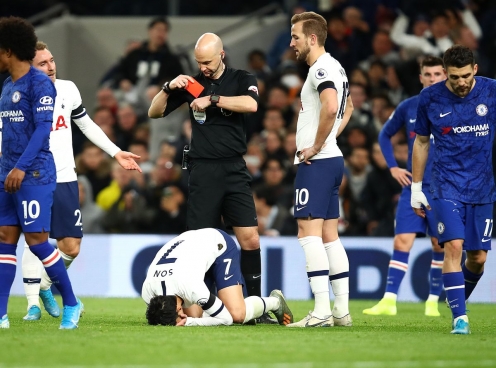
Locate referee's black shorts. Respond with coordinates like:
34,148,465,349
187,157,258,230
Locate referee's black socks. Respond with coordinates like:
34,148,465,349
241,248,261,297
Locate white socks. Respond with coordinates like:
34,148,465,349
243,296,265,324
324,238,350,318
299,236,331,317
22,243,42,308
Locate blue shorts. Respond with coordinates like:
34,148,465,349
395,186,437,237
205,229,244,291
50,181,83,239
432,198,493,250
0,182,55,233
293,157,344,219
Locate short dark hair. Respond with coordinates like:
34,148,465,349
0,16,37,61
443,45,474,69
254,185,277,206
146,295,178,326
148,16,169,30
420,55,444,71
248,49,266,61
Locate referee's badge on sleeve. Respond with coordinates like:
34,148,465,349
193,110,206,124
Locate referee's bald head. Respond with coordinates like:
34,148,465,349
195,33,223,56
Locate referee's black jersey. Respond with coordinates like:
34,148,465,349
163,67,259,160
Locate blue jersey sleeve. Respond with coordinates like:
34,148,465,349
15,76,56,172
379,101,407,168
414,89,431,136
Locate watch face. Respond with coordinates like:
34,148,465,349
211,95,220,103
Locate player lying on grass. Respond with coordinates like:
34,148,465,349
142,228,293,326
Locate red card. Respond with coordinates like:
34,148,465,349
185,78,204,98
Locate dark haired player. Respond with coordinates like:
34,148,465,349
142,228,292,326
364,56,446,317
412,45,496,334
0,16,81,329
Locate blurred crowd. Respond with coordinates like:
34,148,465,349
7,0,496,237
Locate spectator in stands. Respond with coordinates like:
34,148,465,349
361,143,402,236
101,173,155,234
150,185,187,234
77,175,104,234
100,38,142,87
253,185,293,237
96,87,119,117
264,131,287,163
244,140,265,183
96,161,135,211
390,6,481,56
370,93,393,135
75,142,112,200
324,14,353,72
254,157,292,209
115,104,141,150
111,17,183,90
128,140,153,175
267,2,314,70
385,65,409,106
247,49,272,83
266,84,294,127
358,30,400,71
342,147,371,235
282,131,297,183
367,60,388,96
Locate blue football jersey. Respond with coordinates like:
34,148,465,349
379,95,434,185
0,67,56,185
415,76,496,204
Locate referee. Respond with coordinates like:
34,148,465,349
149,33,275,323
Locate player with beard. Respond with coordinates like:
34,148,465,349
412,45,496,334
285,12,354,328
148,33,275,323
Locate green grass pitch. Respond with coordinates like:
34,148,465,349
1,297,495,368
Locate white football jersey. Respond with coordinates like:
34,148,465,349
50,79,86,183
295,53,349,164
141,229,228,308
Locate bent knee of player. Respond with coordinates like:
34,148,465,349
393,233,416,252
228,306,246,324
466,250,487,268
57,237,81,258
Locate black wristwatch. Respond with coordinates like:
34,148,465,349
210,94,220,107
162,81,172,94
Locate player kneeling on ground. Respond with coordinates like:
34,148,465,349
142,228,293,326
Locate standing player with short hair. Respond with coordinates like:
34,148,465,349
286,12,354,328
412,45,495,334
0,16,81,329
363,56,446,317
142,228,293,326
20,41,142,321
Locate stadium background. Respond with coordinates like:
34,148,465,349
2,0,496,301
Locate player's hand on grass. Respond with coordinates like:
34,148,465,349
411,181,430,218
390,167,412,187
115,151,142,172
5,168,25,193
176,313,188,326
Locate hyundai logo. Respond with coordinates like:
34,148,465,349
39,96,54,105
